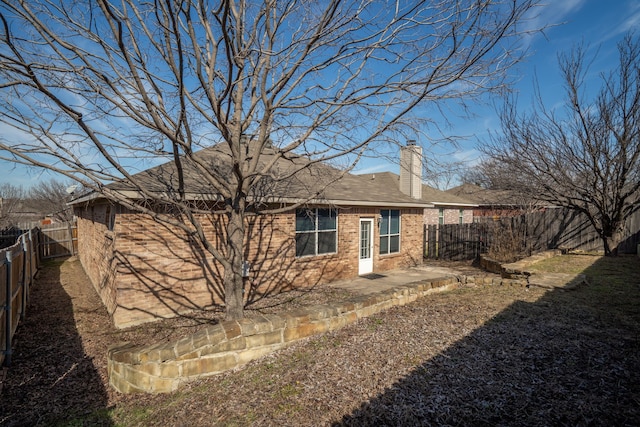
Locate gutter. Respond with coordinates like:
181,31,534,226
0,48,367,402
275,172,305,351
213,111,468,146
68,190,433,209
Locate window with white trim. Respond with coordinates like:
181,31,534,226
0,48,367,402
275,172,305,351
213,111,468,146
295,208,337,257
379,209,400,255
459,209,464,224
438,208,444,225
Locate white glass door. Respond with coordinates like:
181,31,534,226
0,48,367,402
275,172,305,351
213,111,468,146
359,218,374,275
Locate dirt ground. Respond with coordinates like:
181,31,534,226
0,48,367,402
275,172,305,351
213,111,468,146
1,254,639,426
0,256,359,426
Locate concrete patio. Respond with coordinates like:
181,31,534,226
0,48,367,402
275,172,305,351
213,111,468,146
327,265,472,295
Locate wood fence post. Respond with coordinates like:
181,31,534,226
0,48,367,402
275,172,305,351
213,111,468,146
20,233,29,321
28,229,34,281
67,221,75,256
1,255,6,367
36,227,42,266
4,249,12,367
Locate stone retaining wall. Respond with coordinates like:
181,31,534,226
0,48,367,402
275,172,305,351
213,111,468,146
478,255,503,274
107,278,454,393
108,272,529,394
500,250,563,278
480,250,563,278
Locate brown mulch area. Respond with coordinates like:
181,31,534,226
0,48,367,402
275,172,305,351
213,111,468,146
0,255,639,426
0,256,358,426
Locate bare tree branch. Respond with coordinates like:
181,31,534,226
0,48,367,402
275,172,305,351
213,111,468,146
0,0,539,318
480,33,640,255
25,179,78,222
0,182,25,229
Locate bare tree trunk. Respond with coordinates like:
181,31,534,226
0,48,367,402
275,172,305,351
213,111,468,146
0,0,541,321
602,228,624,257
224,207,246,321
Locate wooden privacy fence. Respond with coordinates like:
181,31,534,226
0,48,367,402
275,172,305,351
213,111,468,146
0,222,77,258
39,221,78,259
424,208,640,260
1,221,77,366
1,229,38,367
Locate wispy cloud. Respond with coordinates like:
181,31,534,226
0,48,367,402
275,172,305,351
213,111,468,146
452,149,481,164
588,1,640,45
353,162,393,175
523,0,587,44
539,0,586,23
617,1,640,35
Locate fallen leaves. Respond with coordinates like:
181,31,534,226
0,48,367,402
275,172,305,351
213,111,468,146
1,255,639,427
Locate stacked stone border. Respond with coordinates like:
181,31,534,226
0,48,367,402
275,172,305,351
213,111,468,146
109,251,573,394
109,271,528,394
479,249,563,278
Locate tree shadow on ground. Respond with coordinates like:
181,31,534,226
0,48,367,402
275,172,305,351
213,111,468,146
0,258,112,426
337,255,640,426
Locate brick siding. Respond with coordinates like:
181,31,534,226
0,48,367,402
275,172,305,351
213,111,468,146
75,204,424,328
423,207,474,225
76,203,118,316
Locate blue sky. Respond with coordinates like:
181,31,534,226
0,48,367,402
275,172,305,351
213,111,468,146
352,0,640,184
1,0,638,189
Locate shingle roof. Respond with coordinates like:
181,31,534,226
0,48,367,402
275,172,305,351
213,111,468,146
76,145,430,208
445,183,518,206
357,172,476,207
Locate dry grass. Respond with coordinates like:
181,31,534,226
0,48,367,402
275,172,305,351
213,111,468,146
1,254,639,426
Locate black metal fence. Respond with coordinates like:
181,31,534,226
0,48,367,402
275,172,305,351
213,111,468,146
0,228,25,251
424,223,488,261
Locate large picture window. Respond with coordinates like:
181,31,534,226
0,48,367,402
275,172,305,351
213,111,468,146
380,209,400,255
295,208,337,257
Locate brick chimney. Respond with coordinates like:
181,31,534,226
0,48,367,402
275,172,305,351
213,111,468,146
399,140,422,199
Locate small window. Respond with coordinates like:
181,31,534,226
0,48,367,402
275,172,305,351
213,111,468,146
106,204,118,231
295,208,337,257
459,209,464,224
105,205,112,230
380,209,400,255
438,208,444,225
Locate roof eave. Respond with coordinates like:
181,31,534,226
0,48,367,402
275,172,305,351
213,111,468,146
305,198,433,208
429,201,479,208
68,192,103,205
69,191,433,209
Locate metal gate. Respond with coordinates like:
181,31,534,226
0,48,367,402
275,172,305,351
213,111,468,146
424,223,488,261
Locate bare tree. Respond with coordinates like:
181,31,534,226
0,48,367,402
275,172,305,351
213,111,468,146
25,179,78,222
0,0,538,319
0,182,25,229
481,34,640,256
459,158,506,189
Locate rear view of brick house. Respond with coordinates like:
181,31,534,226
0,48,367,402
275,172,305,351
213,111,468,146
71,144,430,328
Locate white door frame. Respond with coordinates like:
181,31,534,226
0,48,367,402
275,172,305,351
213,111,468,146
358,218,374,275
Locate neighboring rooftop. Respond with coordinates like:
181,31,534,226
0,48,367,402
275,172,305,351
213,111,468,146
446,183,518,206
